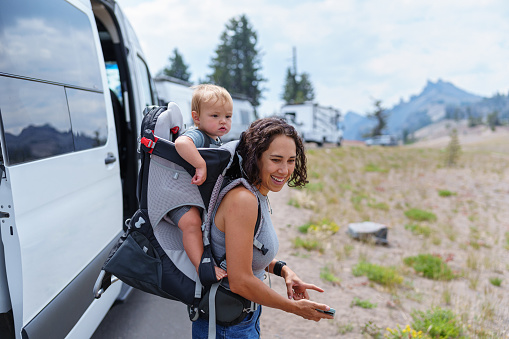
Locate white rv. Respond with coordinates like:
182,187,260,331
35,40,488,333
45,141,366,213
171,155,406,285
154,76,195,130
281,102,343,146
155,77,256,142
0,0,158,338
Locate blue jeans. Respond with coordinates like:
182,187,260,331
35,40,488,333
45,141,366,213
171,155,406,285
192,306,261,339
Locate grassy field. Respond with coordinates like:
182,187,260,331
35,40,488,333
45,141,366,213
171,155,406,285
284,132,509,338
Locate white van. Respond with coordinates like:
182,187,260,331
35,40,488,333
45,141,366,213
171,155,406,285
0,0,158,338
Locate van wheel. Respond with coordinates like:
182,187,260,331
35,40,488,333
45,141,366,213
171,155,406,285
337,138,342,147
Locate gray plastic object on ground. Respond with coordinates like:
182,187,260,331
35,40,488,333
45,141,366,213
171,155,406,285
347,221,388,244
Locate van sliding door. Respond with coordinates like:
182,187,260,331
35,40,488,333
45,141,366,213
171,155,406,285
0,0,123,337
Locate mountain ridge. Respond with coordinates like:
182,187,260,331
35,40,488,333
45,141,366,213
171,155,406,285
343,79,507,141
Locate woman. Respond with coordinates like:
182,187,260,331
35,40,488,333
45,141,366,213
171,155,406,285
192,118,333,338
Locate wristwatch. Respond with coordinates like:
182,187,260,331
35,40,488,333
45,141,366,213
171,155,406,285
273,260,287,277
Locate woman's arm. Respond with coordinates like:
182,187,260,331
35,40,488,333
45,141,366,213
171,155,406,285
215,188,332,321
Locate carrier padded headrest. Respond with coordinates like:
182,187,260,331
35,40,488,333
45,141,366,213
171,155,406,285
154,102,183,141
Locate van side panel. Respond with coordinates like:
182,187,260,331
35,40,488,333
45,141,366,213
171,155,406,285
0,0,124,337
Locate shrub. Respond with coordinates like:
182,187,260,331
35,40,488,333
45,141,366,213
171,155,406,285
438,189,456,197
320,266,340,285
489,277,502,287
403,254,455,281
385,324,425,338
350,297,377,309
405,224,431,237
297,219,339,234
292,237,322,252
298,222,313,234
404,208,437,222
352,261,403,287
411,307,464,338
364,163,388,173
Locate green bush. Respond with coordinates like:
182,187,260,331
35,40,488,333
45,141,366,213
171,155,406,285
298,222,313,233
403,254,454,281
292,237,322,252
298,219,339,234
352,261,403,287
489,277,502,287
364,163,388,173
404,208,437,222
350,297,377,309
438,189,456,197
320,266,341,285
404,224,431,237
411,307,465,338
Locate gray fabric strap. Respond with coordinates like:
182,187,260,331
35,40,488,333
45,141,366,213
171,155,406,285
208,283,220,339
195,278,203,299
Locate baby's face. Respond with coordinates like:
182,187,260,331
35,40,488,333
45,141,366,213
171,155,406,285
195,99,233,138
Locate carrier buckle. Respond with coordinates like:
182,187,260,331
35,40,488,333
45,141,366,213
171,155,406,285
140,135,158,153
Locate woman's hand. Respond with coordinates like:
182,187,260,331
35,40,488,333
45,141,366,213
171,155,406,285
282,266,324,300
292,299,334,322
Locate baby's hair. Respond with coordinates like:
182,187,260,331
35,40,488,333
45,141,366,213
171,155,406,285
191,84,233,115
237,117,308,188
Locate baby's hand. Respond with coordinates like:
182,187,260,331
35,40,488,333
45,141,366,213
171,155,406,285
214,267,227,280
191,166,206,186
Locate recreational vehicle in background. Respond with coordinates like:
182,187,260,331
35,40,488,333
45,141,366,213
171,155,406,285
154,76,194,129
0,0,158,338
281,102,344,146
155,77,256,142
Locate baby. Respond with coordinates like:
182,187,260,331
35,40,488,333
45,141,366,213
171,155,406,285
171,84,232,283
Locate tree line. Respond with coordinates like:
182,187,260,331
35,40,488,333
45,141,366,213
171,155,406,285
160,14,314,114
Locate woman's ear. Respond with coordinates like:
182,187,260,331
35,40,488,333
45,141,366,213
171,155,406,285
191,111,200,124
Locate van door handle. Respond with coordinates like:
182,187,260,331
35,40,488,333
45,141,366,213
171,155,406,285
104,153,117,165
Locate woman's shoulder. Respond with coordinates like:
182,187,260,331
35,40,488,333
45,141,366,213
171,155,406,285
224,185,256,202
223,185,257,206
215,185,258,231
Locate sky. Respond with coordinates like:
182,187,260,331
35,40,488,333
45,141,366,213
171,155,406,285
116,0,509,116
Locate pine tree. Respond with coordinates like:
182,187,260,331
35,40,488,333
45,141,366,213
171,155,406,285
208,15,265,108
161,48,191,82
281,68,315,104
368,99,388,137
444,128,461,167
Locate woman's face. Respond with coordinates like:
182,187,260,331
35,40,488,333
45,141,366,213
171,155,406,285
256,135,296,196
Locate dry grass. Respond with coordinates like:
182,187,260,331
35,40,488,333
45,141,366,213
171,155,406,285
283,131,509,337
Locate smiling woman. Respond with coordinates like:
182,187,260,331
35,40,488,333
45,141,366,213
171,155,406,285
192,118,333,339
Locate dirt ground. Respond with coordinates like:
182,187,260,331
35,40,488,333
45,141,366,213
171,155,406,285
259,125,509,338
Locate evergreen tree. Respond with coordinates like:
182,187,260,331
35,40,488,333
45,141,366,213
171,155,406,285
444,128,461,167
208,14,265,108
486,110,500,131
161,48,191,82
368,99,388,137
281,69,315,104
282,67,298,103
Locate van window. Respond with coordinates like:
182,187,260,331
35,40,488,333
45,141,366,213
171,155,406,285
135,55,155,108
0,76,74,165
0,76,109,165
66,88,108,151
0,0,103,91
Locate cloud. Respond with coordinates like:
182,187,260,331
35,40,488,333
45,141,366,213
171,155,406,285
117,0,509,115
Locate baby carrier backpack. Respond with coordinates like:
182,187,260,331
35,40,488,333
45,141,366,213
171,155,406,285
93,102,267,338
